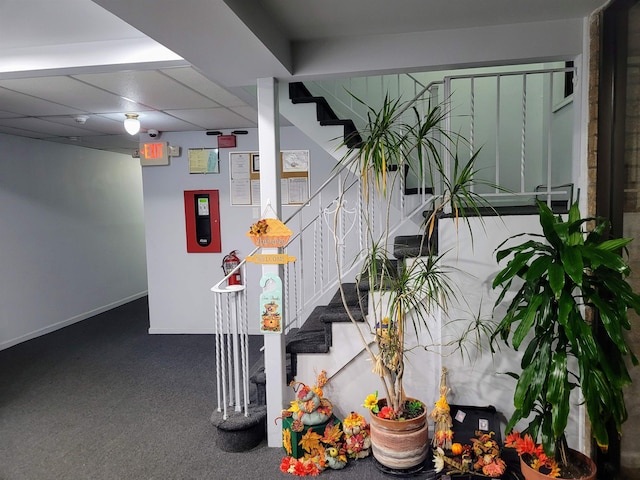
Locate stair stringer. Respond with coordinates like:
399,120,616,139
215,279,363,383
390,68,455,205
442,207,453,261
293,321,369,384
278,82,350,162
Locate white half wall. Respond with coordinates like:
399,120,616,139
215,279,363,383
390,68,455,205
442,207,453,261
0,134,147,350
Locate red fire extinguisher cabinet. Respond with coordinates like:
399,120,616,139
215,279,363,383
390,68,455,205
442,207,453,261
184,190,222,253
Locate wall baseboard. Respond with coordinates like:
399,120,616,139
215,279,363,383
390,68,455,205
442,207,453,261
0,291,148,351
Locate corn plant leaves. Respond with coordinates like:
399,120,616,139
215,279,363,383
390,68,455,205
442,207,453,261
491,200,640,455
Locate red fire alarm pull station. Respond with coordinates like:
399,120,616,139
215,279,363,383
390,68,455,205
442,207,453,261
184,190,221,253
217,135,236,148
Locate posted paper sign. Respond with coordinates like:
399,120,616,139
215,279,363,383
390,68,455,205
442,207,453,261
259,273,283,334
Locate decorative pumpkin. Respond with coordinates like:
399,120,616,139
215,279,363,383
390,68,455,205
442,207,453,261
451,442,463,456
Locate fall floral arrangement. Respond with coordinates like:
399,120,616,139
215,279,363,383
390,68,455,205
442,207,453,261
432,430,507,478
505,431,561,478
362,391,424,420
279,371,370,476
248,219,269,236
280,420,346,476
341,412,371,460
287,370,332,427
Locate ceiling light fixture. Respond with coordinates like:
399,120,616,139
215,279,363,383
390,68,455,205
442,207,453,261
124,113,140,135
74,115,89,125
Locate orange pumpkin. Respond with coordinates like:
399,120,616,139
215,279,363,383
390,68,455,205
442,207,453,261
451,442,463,456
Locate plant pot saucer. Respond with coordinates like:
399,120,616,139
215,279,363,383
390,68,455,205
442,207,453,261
372,455,437,478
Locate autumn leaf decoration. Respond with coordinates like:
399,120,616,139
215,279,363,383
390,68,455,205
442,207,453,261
299,428,323,454
322,422,343,445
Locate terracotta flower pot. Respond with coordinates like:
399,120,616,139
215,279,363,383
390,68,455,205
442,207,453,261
368,398,429,470
519,449,596,480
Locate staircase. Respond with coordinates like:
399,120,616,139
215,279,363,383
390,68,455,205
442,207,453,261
213,66,578,448
249,282,367,404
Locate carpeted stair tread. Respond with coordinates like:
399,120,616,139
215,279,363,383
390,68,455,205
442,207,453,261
320,305,366,323
286,331,329,354
328,282,368,308
394,234,437,259
286,306,330,354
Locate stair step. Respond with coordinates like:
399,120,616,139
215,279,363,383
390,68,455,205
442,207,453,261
327,282,368,308
320,305,365,324
355,258,400,291
286,307,330,355
394,234,438,259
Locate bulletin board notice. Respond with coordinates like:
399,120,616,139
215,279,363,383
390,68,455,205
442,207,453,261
188,148,219,174
229,150,310,206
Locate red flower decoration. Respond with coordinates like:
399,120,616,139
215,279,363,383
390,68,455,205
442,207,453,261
504,431,561,477
280,457,294,473
377,406,395,419
292,461,307,476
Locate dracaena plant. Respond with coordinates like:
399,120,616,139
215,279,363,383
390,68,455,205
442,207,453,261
490,200,640,471
333,93,493,416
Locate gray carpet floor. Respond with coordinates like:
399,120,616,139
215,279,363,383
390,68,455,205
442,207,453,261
0,297,427,480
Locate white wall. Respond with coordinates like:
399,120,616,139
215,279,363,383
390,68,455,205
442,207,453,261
141,126,339,335
0,134,147,349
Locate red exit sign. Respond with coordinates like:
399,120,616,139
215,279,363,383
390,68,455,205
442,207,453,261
140,142,169,166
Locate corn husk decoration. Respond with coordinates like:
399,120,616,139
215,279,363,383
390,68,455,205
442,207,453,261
430,367,453,449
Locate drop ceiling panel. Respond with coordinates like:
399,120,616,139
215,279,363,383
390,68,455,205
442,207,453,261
0,87,85,116
228,105,258,124
166,108,255,130
162,67,246,107
0,125,49,139
0,76,138,114
73,70,220,110
44,136,138,155
99,110,198,132
0,117,99,137
45,115,125,135
0,109,19,119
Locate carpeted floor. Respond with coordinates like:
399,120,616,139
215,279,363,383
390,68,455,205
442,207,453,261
0,297,419,480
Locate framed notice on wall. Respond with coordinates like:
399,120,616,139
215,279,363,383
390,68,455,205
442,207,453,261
188,148,219,174
229,150,310,206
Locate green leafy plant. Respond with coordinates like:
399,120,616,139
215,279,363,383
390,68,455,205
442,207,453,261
490,200,640,473
404,399,424,419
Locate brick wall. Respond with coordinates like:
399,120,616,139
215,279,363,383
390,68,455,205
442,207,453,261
625,6,640,212
587,13,601,217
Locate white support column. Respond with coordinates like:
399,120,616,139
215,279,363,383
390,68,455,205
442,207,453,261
257,77,287,447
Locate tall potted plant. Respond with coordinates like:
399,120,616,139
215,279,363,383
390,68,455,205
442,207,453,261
333,93,491,470
490,200,640,479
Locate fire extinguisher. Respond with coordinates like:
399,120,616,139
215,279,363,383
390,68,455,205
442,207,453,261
222,250,242,286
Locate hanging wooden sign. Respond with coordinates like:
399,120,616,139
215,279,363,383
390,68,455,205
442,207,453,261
246,253,296,264
259,273,283,334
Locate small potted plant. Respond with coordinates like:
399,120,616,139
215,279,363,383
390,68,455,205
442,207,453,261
490,200,640,479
